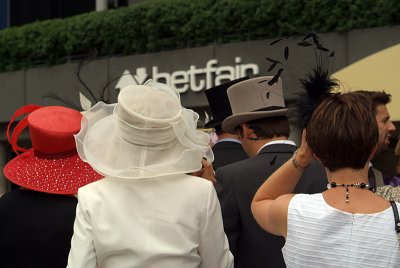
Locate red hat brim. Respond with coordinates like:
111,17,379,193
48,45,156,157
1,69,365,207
3,149,103,195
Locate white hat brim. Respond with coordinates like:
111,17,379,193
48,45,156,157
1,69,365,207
75,101,213,179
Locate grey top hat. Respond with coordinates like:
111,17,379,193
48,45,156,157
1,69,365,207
221,76,288,134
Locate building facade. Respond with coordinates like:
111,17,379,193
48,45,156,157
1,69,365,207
0,17,399,193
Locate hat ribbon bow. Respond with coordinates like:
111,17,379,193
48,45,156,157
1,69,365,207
6,104,43,155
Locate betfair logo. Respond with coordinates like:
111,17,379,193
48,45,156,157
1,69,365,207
115,57,259,93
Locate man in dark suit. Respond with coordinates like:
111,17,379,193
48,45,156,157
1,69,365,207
210,126,248,170
357,90,396,188
215,76,327,268
204,77,249,170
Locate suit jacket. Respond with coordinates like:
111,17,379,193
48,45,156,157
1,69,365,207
215,143,328,268
67,174,233,268
0,188,77,268
368,166,385,188
212,141,248,170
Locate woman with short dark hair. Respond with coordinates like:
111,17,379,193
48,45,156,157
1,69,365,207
251,92,400,267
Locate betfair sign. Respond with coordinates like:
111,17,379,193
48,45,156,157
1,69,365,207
115,57,260,93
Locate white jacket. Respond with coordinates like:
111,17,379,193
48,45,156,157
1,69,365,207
67,174,233,268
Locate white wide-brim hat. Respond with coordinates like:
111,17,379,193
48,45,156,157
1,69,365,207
75,81,213,179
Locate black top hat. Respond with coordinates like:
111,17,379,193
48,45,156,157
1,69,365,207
204,76,249,128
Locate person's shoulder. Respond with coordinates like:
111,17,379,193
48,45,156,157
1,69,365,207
216,157,253,177
0,189,19,204
288,193,324,211
183,173,213,186
215,156,269,190
219,145,293,171
213,140,243,149
291,192,321,202
168,174,215,202
376,185,400,202
159,174,214,194
0,188,39,201
223,155,256,168
77,177,110,195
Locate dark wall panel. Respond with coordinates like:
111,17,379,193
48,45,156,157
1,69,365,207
10,0,94,26
0,0,8,29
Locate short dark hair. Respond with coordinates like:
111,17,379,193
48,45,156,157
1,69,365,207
306,93,378,172
356,90,391,116
214,125,223,136
236,116,290,140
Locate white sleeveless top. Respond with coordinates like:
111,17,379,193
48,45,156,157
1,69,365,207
282,194,400,268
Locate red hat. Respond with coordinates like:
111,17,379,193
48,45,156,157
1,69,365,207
3,105,103,195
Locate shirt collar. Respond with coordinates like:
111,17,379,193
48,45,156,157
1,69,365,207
216,138,242,144
257,139,296,154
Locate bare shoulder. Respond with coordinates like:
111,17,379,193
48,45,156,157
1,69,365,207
272,194,296,213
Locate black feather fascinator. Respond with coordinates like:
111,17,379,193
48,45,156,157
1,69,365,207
266,32,339,130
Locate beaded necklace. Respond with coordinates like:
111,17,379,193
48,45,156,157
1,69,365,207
326,182,374,203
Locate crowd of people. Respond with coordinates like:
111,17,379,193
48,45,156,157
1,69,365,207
1,51,400,268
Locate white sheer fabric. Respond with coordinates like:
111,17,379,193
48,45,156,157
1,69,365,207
75,82,213,179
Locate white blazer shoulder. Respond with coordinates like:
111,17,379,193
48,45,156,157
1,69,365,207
67,174,233,268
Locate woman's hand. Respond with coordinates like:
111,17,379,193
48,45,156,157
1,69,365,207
191,158,216,184
295,129,315,169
